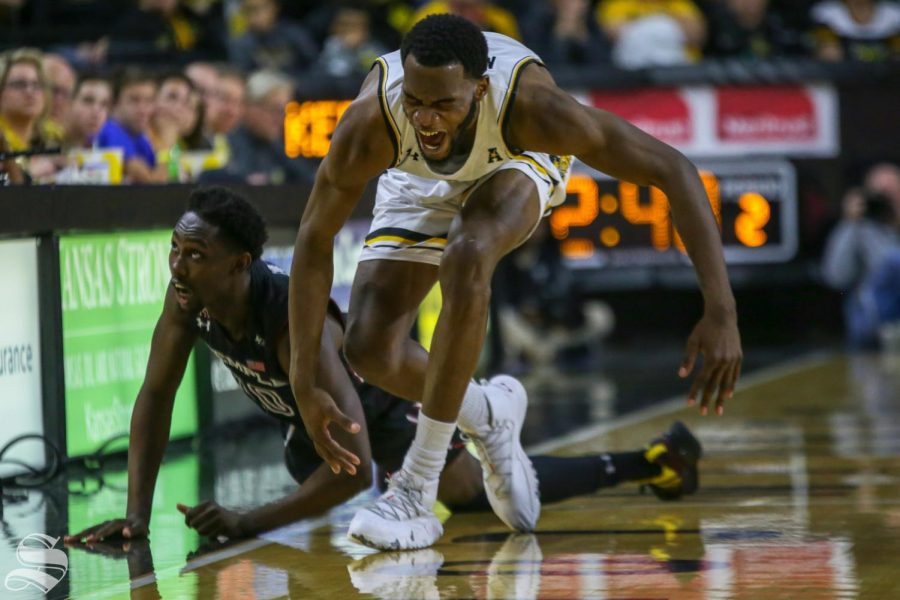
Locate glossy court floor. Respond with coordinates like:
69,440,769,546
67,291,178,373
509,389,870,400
3,348,900,599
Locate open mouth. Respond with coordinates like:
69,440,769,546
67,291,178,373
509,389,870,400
172,280,193,305
417,129,446,153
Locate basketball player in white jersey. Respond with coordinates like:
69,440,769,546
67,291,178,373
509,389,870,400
288,14,742,550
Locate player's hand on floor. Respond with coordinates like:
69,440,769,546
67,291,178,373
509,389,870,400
177,501,246,539
679,310,742,416
297,387,361,475
64,516,149,544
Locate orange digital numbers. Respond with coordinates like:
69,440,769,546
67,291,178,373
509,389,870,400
550,173,599,239
735,192,771,247
674,171,721,253
554,170,724,258
284,100,352,158
620,181,671,250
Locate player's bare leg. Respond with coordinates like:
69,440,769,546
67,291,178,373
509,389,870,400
347,170,542,549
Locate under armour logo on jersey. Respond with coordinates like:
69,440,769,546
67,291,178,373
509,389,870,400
487,147,502,163
397,148,420,166
255,335,265,346
196,309,211,332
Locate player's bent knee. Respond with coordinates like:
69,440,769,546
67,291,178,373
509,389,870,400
440,237,497,294
344,323,400,381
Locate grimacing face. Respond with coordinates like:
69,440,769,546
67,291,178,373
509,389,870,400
169,212,249,313
401,55,487,162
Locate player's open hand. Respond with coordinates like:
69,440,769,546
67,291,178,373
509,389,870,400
64,515,149,544
296,387,362,475
177,502,246,539
679,310,742,416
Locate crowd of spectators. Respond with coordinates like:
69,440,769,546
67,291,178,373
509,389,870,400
1,0,899,185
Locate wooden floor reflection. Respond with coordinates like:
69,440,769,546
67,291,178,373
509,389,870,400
123,353,900,598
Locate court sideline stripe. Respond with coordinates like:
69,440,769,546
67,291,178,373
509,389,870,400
526,350,837,455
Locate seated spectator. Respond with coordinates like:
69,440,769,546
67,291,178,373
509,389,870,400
230,0,318,75
315,6,388,77
96,69,167,183
185,61,219,110
597,0,706,68
42,53,76,126
0,48,65,182
62,74,112,149
196,67,245,171
147,72,197,155
213,69,314,184
522,0,611,67
409,0,522,40
492,220,614,370
703,0,808,59
822,163,900,347
811,0,900,62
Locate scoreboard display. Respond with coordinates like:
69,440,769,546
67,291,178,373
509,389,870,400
551,160,797,267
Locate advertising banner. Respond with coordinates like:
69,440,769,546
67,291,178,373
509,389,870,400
589,84,838,157
0,238,45,479
59,231,198,457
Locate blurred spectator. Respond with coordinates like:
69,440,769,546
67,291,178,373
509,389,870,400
148,72,196,154
811,0,900,62
315,6,388,77
522,0,611,66
206,68,245,137
96,69,167,182
185,60,219,110
860,247,900,350
703,0,808,59
409,0,522,40
214,69,313,184
0,48,64,183
42,53,76,125
493,221,614,370
62,74,112,149
597,0,706,68
822,163,900,347
230,0,318,75
0,48,62,151
105,0,226,65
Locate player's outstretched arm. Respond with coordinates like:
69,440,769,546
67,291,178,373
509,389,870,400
66,287,197,543
288,69,393,472
178,317,375,540
509,65,742,416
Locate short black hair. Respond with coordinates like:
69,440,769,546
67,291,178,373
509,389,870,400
401,14,488,79
186,187,268,260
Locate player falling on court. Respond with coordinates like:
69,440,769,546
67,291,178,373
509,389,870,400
289,14,742,550
64,188,702,545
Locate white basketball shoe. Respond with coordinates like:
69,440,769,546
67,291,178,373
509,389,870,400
467,375,541,531
348,469,443,550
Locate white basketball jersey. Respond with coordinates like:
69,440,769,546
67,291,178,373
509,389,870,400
374,32,543,183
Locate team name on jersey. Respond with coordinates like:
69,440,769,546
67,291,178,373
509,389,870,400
209,348,287,388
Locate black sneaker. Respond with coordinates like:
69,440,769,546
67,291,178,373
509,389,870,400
640,421,702,501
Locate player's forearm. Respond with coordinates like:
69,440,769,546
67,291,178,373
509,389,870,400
288,225,335,390
662,154,736,316
125,389,175,521
238,464,372,536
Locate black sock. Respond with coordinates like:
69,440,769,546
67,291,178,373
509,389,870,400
447,452,663,511
604,451,661,483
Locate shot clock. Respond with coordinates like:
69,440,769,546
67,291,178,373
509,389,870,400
551,160,797,267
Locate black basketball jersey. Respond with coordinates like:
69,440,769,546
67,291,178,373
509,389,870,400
193,260,343,427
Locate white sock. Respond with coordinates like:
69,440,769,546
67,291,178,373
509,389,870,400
457,380,491,434
401,412,456,501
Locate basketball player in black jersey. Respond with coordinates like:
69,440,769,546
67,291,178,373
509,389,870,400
65,187,701,545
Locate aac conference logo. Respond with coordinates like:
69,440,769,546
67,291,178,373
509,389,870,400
4,534,68,594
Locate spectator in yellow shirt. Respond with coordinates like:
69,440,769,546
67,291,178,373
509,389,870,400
596,0,706,68
409,0,522,41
